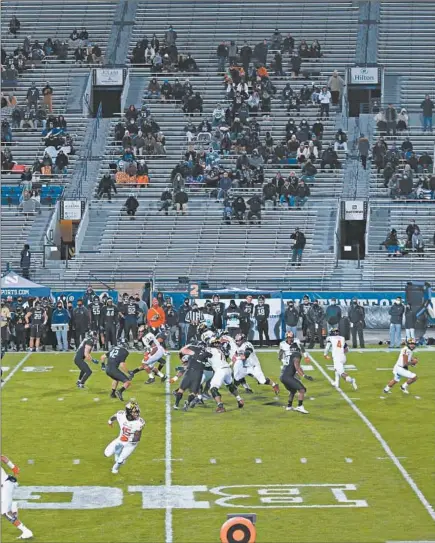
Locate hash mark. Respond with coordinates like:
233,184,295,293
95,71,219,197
345,458,353,463
300,458,307,464
73,459,80,465
415,396,421,400
27,459,34,465
210,458,217,464
93,398,100,402
58,398,64,401
21,398,28,402
255,458,262,464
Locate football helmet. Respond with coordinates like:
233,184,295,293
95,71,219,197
235,333,246,346
330,328,339,336
117,339,128,348
197,322,208,335
406,338,416,350
285,331,295,342
201,330,216,344
125,400,140,421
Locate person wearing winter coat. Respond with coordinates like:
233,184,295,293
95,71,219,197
52,301,70,351
97,173,117,202
382,229,399,256
385,104,397,136
327,70,344,105
174,189,188,214
319,87,332,119
124,194,139,218
411,228,424,256
404,304,416,340
325,298,342,332
389,296,405,348
290,51,301,78
396,108,408,132
284,300,299,335
262,181,277,208
228,41,238,65
334,129,348,153
358,134,370,170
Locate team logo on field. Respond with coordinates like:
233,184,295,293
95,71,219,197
15,484,368,509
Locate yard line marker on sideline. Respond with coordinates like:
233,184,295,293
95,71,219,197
300,458,307,464
210,458,217,464
255,458,262,464
165,354,173,543
1,353,32,388
27,460,34,465
345,458,353,463
73,459,80,465
308,354,435,523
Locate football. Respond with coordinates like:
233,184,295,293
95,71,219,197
410,357,418,366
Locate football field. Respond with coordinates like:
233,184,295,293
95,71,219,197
1,349,435,543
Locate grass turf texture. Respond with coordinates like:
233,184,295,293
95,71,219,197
1,350,434,543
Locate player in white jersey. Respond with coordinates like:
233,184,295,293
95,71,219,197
235,334,280,395
279,331,310,364
129,329,168,384
104,400,145,474
1,455,33,539
324,328,357,390
383,338,418,395
207,338,244,412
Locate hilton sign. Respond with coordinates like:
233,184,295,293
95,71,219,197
350,67,379,85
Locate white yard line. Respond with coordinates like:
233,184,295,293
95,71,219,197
308,353,435,523
165,354,173,543
1,353,32,388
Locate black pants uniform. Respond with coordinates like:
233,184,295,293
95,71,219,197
124,320,137,342
256,320,269,346
106,363,129,384
280,374,306,394
105,323,117,348
180,368,203,394
74,355,92,384
14,325,26,350
351,322,365,348
240,319,251,337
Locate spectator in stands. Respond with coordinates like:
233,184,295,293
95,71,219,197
298,39,309,58
145,44,155,63
98,172,117,202
375,109,387,134
372,137,388,172
91,44,102,64
216,41,228,73
406,219,419,241
132,131,145,156
310,40,321,58
328,70,344,106
301,159,317,182
334,129,348,153
411,227,424,257
320,145,340,171
396,108,408,132
240,41,252,74
418,152,433,172
270,28,283,50
247,195,262,225
42,82,53,113
420,94,434,132
358,134,370,170
295,180,310,208
401,137,413,158
54,150,68,174
20,244,31,278
262,180,277,209
165,25,177,46
70,28,79,42
290,50,301,79
174,189,188,215
319,87,331,119
291,227,306,266
158,189,173,215
382,162,395,188
147,78,161,99
385,104,397,136
9,16,20,37
217,171,232,201
254,39,268,66
124,194,139,219
228,41,238,65
26,82,39,110
312,118,324,140
381,229,399,257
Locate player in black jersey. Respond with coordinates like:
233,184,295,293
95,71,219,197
100,340,132,400
74,331,99,388
89,296,104,349
25,300,47,352
280,344,313,414
101,298,118,350
170,343,212,410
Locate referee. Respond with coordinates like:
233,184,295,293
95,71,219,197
101,340,132,400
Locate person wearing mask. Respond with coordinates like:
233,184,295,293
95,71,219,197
306,299,326,348
164,301,179,349
147,298,166,331
178,299,191,346
82,286,96,308
325,298,342,333
290,227,306,266
225,300,241,338
51,301,70,351
254,296,270,347
389,297,405,349
124,194,139,219
12,305,26,351
20,244,31,279
73,298,89,345
211,294,225,329
201,300,215,329
420,94,433,132
411,227,424,257
318,87,331,119
97,172,117,202
239,295,255,338
327,70,344,106
42,82,53,113
284,300,299,336
101,297,118,350
25,300,47,352
348,298,365,348
185,302,204,342
385,104,397,136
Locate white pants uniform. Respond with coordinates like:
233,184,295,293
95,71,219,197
333,356,347,376
233,359,248,381
146,347,166,367
247,361,267,385
210,367,233,389
393,364,416,382
104,438,138,465
201,369,213,385
1,467,17,515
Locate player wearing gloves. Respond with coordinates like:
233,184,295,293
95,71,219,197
1,455,33,539
74,331,100,389
129,328,168,385
104,400,145,474
279,343,313,414
383,338,419,395
101,340,132,400
324,328,357,390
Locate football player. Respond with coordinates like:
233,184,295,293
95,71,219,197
279,331,310,364
74,331,99,389
383,338,418,395
105,400,145,474
25,300,47,352
89,295,104,349
324,328,357,390
101,340,132,400
207,337,244,412
280,344,313,414
130,328,168,384
235,333,280,395
1,455,33,539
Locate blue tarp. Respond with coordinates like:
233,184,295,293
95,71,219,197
1,271,51,298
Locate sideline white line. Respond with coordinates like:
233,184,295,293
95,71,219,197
308,354,435,523
1,353,32,388
165,354,173,543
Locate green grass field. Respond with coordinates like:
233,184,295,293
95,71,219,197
1,349,435,543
